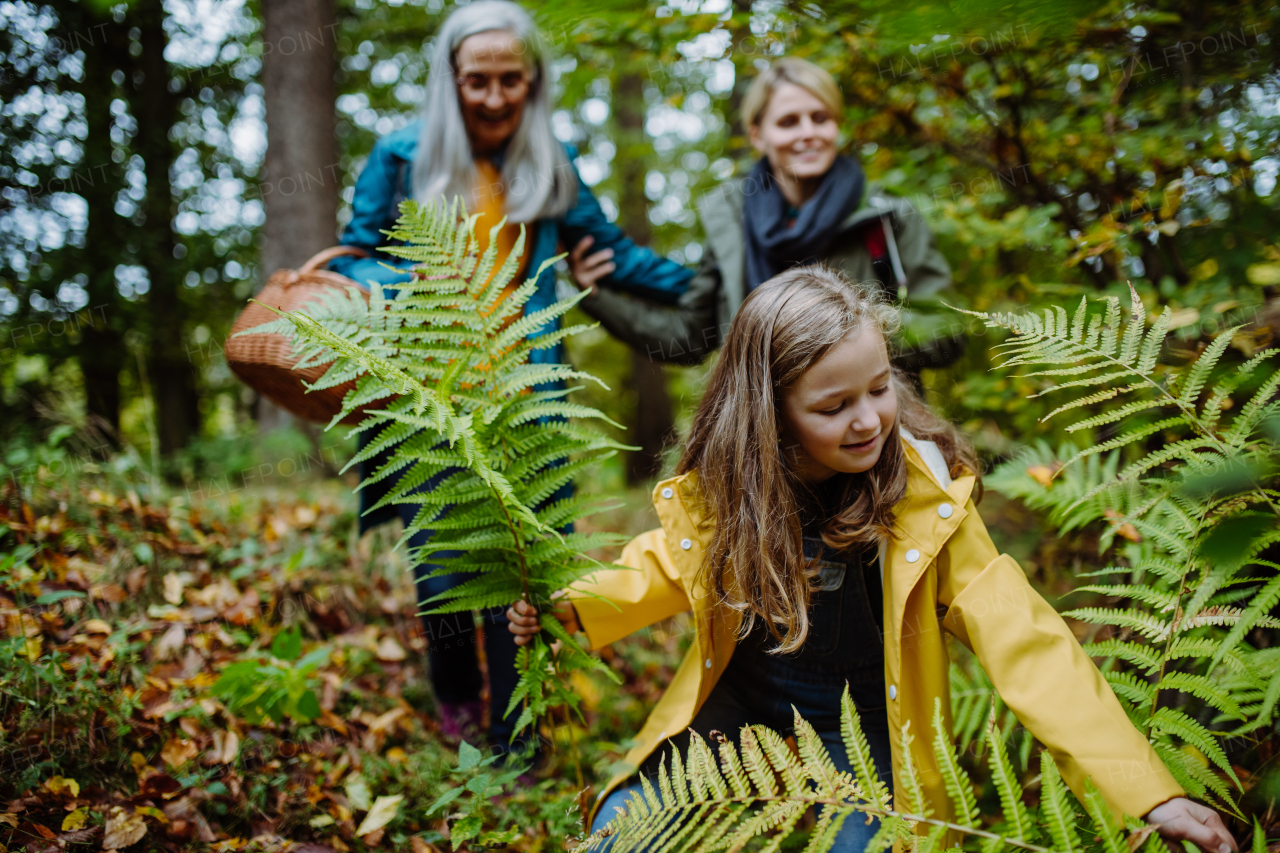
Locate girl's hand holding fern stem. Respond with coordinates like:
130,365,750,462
507,598,580,646
1146,798,1236,853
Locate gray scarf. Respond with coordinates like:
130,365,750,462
742,155,864,291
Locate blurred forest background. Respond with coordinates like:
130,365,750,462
3,0,1277,482
1,0,1280,850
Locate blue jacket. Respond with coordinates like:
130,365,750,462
331,120,692,368
333,121,693,532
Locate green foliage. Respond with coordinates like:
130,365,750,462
210,626,330,725
424,741,527,850
975,286,1280,812
244,199,630,743
585,685,1133,853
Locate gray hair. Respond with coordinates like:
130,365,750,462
411,1,575,223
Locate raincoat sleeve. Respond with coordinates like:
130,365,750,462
935,501,1184,820
578,245,722,367
568,528,692,650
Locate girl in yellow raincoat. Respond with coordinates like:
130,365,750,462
509,265,1235,853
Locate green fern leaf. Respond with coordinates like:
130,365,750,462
1148,707,1239,784
1080,779,1127,853
986,711,1035,842
1038,752,1082,853
840,686,890,810
931,698,978,825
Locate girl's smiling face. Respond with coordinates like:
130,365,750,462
779,327,897,482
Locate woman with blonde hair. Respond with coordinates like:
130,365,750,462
571,56,960,371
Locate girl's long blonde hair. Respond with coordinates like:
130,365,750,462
677,266,980,653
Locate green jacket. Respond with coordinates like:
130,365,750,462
581,178,953,366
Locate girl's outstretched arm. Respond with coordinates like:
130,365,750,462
933,498,1191,824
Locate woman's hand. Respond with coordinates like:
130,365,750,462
1146,798,1237,853
567,236,616,295
506,598,581,647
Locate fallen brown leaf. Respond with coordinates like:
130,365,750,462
154,623,186,660
368,707,405,733
1127,822,1160,852
160,736,198,769
139,773,181,799
90,584,127,603
101,807,146,850
162,573,186,605
206,729,239,765
374,636,405,662
162,796,215,843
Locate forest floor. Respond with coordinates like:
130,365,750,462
0,467,702,853
0,458,1139,853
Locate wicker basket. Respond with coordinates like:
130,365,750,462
226,246,380,425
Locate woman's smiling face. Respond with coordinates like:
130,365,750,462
749,82,839,185
455,30,530,155
779,327,898,482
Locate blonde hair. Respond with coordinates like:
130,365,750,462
677,265,979,654
741,57,844,130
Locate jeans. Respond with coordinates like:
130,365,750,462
591,537,892,851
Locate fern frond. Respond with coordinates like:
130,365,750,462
1147,707,1239,784
1060,607,1169,641
931,698,978,825
1038,753,1082,853
1080,780,1127,853
1179,328,1243,409
1155,672,1244,720
987,711,1035,842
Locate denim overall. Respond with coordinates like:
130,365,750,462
593,525,893,852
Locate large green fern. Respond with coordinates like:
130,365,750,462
966,286,1280,813
238,199,630,753
584,686,1132,853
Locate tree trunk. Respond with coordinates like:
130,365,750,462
615,71,675,484
130,0,199,455
74,6,126,441
259,0,340,432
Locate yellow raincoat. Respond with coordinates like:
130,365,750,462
570,431,1183,828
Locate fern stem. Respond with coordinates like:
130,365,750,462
559,695,585,790
1148,520,1204,724
487,481,531,603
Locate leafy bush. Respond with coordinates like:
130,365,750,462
210,626,330,724
970,287,1280,811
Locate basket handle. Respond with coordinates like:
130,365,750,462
297,245,370,274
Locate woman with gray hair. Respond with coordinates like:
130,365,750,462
330,0,692,759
